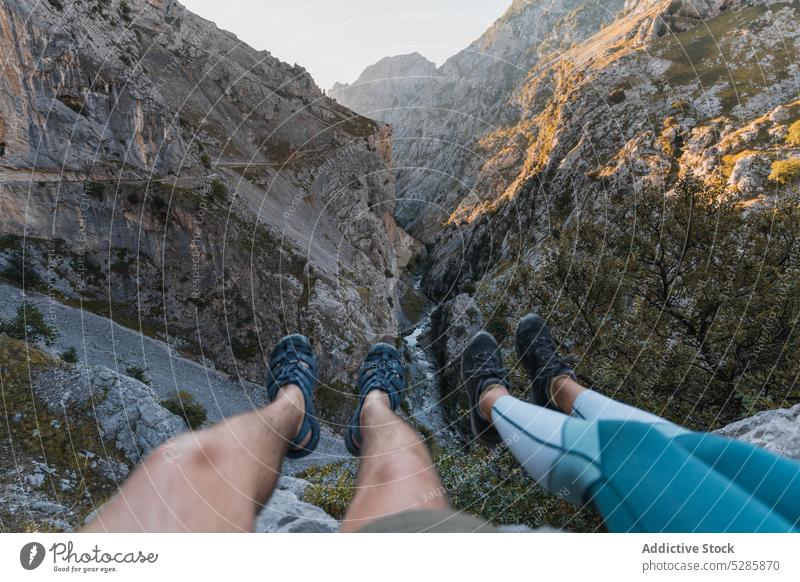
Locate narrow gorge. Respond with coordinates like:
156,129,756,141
2,0,800,532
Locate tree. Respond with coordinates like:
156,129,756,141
484,178,800,429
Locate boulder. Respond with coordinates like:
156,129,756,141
442,293,485,364
33,364,187,462
254,477,339,533
716,403,800,461
728,154,771,196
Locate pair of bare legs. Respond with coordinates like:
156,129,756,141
82,386,449,532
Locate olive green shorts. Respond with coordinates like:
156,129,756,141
356,509,496,533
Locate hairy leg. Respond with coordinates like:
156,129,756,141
82,386,305,532
341,392,450,532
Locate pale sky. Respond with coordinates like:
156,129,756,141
182,0,514,90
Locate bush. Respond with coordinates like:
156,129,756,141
110,251,131,275
231,330,259,361
0,303,56,346
125,366,149,385
160,390,207,429
60,347,78,363
2,253,42,287
297,462,355,520
210,180,228,204
149,194,168,217
84,181,105,198
768,159,800,185
786,120,800,147
119,0,132,22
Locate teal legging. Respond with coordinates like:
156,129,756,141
492,392,800,532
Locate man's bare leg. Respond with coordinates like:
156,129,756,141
340,391,450,532
82,385,306,532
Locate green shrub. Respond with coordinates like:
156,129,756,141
2,253,42,287
60,346,79,363
84,181,105,198
298,462,355,519
119,0,132,22
769,159,800,185
149,194,167,217
0,303,56,346
160,390,208,429
125,366,149,385
435,444,604,531
110,251,131,275
485,304,512,339
210,180,228,203
231,330,259,361
786,120,800,147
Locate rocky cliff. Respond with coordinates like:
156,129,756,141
0,0,407,424
333,0,800,272
335,0,800,432
332,0,631,236
4,0,800,534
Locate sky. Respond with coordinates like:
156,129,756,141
182,0,514,91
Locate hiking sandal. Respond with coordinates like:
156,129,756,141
266,334,320,458
345,343,406,456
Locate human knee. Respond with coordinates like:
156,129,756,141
146,431,227,476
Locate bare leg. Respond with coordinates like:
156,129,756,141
550,375,587,413
341,392,450,532
82,385,306,532
554,377,672,424
478,384,575,494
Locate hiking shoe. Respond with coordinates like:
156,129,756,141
514,314,575,409
460,331,509,447
345,343,406,456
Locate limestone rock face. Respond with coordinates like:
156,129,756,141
728,153,772,195
334,0,800,299
716,404,800,461
331,53,436,124
0,0,410,391
33,364,187,462
333,0,631,237
441,293,485,366
254,477,339,533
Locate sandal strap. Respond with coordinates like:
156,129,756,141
357,353,404,407
266,335,319,458
266,336,317,399
346,343,405,456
